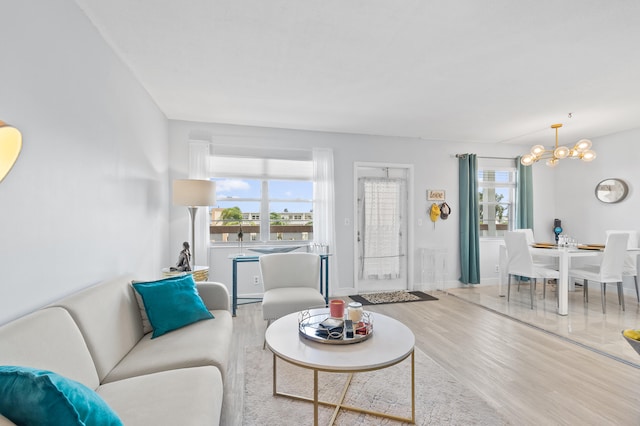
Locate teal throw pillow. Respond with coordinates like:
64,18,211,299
132,274,195,334
133,274,214,338
0,365,123,426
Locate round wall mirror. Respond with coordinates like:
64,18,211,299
595,178,629,203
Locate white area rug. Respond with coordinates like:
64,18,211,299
243,346,509,425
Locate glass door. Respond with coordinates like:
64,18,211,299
354,165,409,293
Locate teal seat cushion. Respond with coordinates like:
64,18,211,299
133,274,214,338
0,366,123,426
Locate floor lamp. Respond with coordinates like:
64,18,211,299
173,179,216,271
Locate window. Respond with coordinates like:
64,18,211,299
207,150,314,244
268,180,313,241
211,178,262,243
478,160,516,237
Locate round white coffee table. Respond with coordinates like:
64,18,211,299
265,308,416,425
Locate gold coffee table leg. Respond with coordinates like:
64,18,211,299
328,372,354,425
314,369,319,426
272,353,277,396
411,349,416,423
272,350,415,425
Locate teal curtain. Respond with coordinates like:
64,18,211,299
458,154,480,284
516,156,534,230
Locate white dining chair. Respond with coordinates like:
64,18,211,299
513,228,535,245
505,232,559,309
512,228,557,298
606,230,639,302
569,232,629,314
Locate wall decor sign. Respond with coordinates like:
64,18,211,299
427,189,445,201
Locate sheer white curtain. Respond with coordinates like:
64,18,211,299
313,148,338,290
361,179,402,279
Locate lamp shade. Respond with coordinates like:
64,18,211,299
173,179,216,206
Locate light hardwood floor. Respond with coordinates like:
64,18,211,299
222,293,640,425
447,282,640,366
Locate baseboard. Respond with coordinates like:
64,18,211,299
237,292,263,299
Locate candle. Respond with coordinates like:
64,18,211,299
347,302,363,322
329,300,345,318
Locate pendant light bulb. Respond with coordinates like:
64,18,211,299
531,145,545,156
520,154,535,166
554,146,570,159
575,139,592,151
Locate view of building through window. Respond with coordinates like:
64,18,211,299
478,167,515,237
210,178,313,243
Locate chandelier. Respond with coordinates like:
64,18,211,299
520,123,596,167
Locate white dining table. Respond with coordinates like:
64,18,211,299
499,243,640,316
528,246,600,315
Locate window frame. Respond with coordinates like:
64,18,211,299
210,174,314,244
477,160,517,239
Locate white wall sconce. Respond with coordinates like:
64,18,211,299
0,121,22,183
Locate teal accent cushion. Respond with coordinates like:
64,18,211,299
132,274,196,334
0,366,123,426
133,274,214,338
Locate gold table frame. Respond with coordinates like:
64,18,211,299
271,349,415,425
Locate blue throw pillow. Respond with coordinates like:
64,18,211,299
132,274,197,334
133,274,214,338
0,366,123,426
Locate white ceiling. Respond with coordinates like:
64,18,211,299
74,0,640,145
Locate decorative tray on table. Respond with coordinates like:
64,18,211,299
298,309,373,345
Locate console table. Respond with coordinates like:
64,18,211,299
161,265,209,282
230,254,330,316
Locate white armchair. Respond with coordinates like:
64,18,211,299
259,253,326,324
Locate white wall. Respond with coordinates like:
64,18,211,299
0,1,170,324
168,120,547,297
553,128,640,294
554,128,640,241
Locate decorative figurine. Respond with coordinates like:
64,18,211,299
171,241,192,272
554,219,563,244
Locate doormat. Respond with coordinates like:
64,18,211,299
349,290,438,306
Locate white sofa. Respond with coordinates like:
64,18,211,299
0,275,233,425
